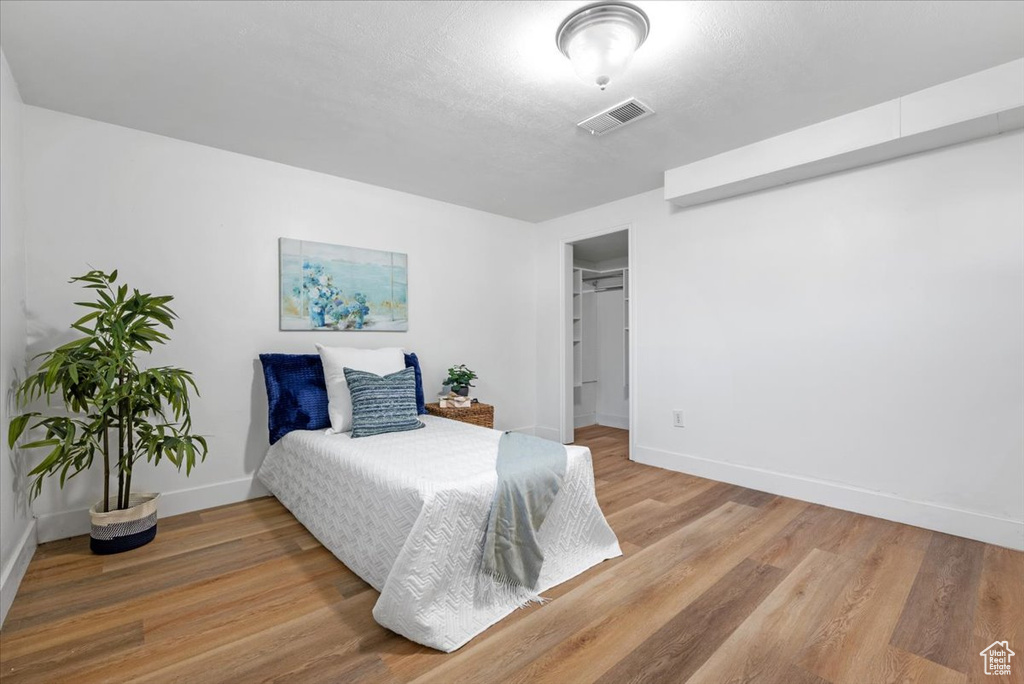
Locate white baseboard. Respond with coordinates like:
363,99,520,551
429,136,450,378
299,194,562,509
1,518,37,627
534,426,561,442
575,413,597,429
634,444,1024,551
485,425,568,442
35,476,270,544
596,414,629,430
506,425,537,436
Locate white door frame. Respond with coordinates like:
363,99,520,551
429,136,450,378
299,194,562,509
559,223,636,460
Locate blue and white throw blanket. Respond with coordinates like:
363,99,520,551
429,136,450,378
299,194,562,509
481,431,568,597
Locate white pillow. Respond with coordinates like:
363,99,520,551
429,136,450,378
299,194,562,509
316,345,406,433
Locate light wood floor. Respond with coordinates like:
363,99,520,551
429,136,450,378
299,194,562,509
1,425,1021,683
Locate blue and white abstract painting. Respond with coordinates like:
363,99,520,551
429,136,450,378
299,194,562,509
280,238,408,331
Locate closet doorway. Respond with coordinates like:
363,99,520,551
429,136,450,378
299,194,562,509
560,226,633,455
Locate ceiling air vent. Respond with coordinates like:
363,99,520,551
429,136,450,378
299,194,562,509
577,98,654,136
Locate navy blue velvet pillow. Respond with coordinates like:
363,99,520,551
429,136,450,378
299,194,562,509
260,351,427,443
259,354,331,444
404,352,428,416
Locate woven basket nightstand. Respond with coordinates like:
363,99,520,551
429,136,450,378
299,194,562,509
425,402,494,429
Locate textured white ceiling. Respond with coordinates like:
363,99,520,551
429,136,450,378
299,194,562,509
2,1,1022,222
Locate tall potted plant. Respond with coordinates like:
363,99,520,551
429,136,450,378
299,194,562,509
8,269,208,554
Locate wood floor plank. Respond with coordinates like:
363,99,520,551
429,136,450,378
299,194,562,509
750,504,848,569
134,592,385,684
268,653,399,684
750,504,894,571
595,469,675,514
594,558,787,684
421,498,806,684
614,481,746,548
890,532,986,673
591,452,643,478
4,524,306,633
380,542,639,683
967,545,1024,684
155,510,205,532
27,535,89,561
18,547,104,586
686,548,858,684
3,550,347,683
797,523,932,684
730,487,778,508
591,457,635,481
196,495,283,522
780,664,834,684
862,645,967,684
0,620,144,684
0,544,342,650
653,477,721,507
603,498,671,536
816,511,903,561
406,500,768,683
406,503,776,684
99,504,305,573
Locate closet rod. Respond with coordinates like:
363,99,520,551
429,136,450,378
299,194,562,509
581,272,625,283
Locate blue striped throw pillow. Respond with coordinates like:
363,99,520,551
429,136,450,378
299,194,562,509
343,367,425,438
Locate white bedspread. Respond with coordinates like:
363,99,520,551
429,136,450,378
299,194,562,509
256,415,621,652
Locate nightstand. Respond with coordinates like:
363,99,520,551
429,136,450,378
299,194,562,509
425,402,494,429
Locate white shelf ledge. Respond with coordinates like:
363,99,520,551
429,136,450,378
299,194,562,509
665,59,1024,209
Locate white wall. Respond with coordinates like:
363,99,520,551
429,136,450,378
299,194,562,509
0,49,35,625
21,106,538,541
536,131,1024,549
594,289,628,427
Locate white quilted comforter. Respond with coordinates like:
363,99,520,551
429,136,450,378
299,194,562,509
257,415,621,652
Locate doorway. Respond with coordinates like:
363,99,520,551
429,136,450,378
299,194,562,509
560,226,633,455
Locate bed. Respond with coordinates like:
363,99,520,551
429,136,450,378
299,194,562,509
256,414,621,652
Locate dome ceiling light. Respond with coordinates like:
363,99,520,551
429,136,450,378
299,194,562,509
556,2,650,90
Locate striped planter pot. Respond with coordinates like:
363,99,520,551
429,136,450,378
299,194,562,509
89,493,160,555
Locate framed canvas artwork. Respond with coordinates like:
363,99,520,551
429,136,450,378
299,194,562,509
280,238,408,331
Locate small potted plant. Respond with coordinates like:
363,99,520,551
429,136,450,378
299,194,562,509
444,364,478,397
8,269,208,554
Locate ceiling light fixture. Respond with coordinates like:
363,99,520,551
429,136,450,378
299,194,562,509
556,2,650,90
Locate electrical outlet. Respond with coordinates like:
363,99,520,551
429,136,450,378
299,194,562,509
673,410,684,427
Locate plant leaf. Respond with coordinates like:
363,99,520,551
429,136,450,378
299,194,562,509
7,413,38,449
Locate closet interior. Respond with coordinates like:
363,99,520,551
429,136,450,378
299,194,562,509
570,230,629,432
